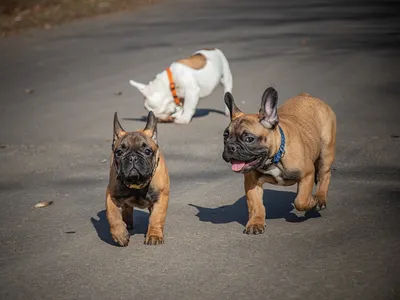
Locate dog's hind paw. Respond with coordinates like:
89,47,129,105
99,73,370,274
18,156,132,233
316,196,327,211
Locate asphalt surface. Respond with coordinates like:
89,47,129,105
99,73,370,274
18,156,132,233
0,0,399,299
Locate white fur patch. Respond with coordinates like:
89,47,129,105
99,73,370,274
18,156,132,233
258,165,285,185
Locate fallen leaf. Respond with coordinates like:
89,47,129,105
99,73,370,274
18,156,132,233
34,201,54,208
24,89,34,94
114,91,122,96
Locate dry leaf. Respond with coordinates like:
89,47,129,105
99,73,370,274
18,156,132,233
24,89,34,94
34,201,53,208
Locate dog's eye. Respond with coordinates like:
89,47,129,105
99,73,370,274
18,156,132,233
223,130,229,139
144,148,153,156
115,149,123,157
245,136,255,143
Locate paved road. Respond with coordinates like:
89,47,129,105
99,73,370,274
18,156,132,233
0,0,399,299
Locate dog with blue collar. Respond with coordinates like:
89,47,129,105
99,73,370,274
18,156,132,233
222,87,337,235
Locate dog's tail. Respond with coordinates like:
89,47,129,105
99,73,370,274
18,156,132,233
215,48,233,94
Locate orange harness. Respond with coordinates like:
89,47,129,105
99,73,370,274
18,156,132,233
166,68,182,106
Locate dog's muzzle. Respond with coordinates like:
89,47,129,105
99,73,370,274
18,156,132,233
114,151,159,189
222,142,240,162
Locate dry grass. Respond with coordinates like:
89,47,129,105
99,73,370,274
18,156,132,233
0,0,161,36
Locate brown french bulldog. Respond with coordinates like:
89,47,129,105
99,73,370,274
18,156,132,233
106,111,170,246
222,87,336,234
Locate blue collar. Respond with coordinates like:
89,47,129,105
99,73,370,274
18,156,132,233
273,126,285,164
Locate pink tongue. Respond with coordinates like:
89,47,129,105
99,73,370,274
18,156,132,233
231,160,246,172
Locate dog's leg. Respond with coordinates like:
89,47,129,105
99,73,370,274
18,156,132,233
217,49,233,117
106,190,130,246
214,49,233,116
244,172,265,234
173,87,200,124
223,77,233,117
294,171,318,211
122,204,133,230
315,140,336,210
145,191,169,245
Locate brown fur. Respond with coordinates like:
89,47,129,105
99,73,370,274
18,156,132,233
106,118,170,246
229,92,336,234
177,53,207,70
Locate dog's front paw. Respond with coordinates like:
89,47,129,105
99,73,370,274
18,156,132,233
244,222,266,235
144,234,164,245
173,116,191,124
110,226,130,247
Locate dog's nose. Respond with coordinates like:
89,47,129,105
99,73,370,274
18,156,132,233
127,173,139,182
129,156,139,163
127,169,140,182
228,144,237,153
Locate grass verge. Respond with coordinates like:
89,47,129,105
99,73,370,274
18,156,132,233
0,0,161,36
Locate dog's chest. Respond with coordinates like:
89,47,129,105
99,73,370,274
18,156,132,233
257,164,301,186
116,186,159,209
258,165,285,185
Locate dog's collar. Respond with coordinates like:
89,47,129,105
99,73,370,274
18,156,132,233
166,68,183,107
273,126,285,164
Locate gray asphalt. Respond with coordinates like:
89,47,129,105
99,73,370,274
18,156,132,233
0,0,399,299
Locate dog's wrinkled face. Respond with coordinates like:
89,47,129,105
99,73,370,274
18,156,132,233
112,111,159,187
222,88,279,173
222,118,269,173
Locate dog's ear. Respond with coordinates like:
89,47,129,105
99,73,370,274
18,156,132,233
143,111,158,144
113,112,126,149
224,92,244,120
129,80,148,97
259,87,279,129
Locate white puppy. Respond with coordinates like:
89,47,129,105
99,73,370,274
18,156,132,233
129,48,233,124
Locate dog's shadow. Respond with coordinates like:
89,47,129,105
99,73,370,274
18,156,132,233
189,189,321,227
90,209,149,246
123,108,225,122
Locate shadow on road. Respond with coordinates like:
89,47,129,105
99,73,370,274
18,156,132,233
123,108,225,123
90,209,150,246
189,189,321,227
